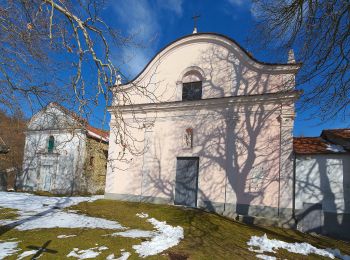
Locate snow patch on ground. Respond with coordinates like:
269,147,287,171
247,234,350,259
17,250,37,259
106,254,115,260
67,210,79,213
0,241,20,259
67,246,108,259
57,234,77,239
133,217,184,258
106,252,131,260
136,213,149,218
0,192,101,212
0,192,123,231
67,248,100,259
3,211,123,231
118,252,131,260
0,194,184,259
109,229,155,238
102,213,184,257
256,254,276,260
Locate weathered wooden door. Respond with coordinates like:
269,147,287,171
39,155,57,192
39,165,54,191
174,157,199,207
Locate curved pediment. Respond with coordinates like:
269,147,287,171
116,33,301,105
123,33,301,86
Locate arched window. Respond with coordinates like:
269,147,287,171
181,70,203,101
48,135,55,153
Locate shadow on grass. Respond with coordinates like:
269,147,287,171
0,196,71,236
27,240,58,258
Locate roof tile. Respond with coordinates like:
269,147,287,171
49,102,109,143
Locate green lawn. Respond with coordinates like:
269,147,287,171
0,207,19,220
0,199,349,259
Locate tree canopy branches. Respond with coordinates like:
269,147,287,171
252,0,350,120
0,0,132,115
0,0,158,156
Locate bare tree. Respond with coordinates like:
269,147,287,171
0,109,26,167
0,0,134,115
251,0,350,120
0,0,162,157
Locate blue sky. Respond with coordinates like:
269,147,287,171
19,0,348,136
98,0,348,137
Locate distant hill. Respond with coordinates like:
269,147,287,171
0,110,26,171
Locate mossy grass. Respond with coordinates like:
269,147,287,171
0,207,19,220
0,199,349,259
69,199,350,259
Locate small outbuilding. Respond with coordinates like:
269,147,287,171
18,102,109,195
294,129,350,240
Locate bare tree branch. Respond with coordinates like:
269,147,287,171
251,0,350,121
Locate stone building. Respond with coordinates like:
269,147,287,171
294,128,350,239
19,102,108,194
105,32,301,225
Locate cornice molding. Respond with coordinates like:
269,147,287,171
108,91,301,114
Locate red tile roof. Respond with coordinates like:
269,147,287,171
294,137,329,154
293,137,347,154
86,125,109,142
321,128,350,139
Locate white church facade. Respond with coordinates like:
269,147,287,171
105,33,301,224
19,103,109,195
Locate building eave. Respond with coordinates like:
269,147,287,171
108,90,301,113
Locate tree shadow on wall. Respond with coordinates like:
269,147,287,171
18,107,95,195
136,44,293,222
295,155,350,240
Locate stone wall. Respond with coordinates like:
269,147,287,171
84,137,108,194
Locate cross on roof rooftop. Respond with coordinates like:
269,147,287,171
192,14,200,34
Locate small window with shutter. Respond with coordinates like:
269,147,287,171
48,136,54,153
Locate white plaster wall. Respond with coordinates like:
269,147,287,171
106,101,285,209
18,105,86,193
21,126,87,193
107,34,298,215
295,154,350,214
114,35,298,107
29,106,78,130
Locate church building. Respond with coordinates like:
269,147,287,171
105,31,301,225
19,102,109,195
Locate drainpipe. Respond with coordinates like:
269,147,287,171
292,152,297,224
277,108,282,217
140,130,147,203
224,169,228,213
